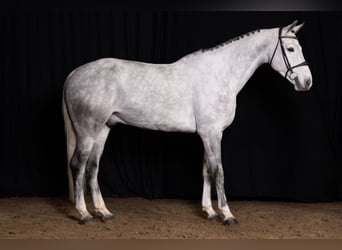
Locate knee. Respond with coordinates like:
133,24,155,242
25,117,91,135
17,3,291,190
215,168,225,185
203,165,216,180
208,165,219,180
86,159,98,182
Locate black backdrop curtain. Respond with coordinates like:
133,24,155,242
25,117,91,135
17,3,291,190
0,11,341,201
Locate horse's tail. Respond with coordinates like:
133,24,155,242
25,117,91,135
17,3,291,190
62,87,76,203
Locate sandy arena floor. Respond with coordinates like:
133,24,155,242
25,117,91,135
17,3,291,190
0,197,342,239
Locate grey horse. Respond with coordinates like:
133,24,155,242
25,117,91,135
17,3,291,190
63,20,312,224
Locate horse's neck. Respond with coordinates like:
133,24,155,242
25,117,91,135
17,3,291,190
211,29,275,95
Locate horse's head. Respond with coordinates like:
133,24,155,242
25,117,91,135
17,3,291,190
269,20,312,91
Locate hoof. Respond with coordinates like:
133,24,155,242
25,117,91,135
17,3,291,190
101,214,115,223
79,216,94,225
223,217,238,226
208,214,220,222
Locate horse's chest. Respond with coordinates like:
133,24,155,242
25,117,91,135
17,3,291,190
222,100,237,128
216,96,237,128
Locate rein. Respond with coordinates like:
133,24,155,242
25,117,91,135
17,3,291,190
269,27,308,79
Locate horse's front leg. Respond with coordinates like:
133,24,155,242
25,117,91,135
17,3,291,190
199,130,237,225
201,152,220,221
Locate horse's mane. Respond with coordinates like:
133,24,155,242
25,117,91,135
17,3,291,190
202,29,261,52
182,29,261,59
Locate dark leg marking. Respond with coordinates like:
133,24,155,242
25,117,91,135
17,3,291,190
70,153,81,183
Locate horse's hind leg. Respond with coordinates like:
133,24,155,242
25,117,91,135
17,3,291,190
86,126,114,222
70,136,95,224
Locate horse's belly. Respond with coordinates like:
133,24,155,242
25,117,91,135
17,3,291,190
113,102,196,133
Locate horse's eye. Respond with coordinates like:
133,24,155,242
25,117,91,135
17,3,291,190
287,47,294,52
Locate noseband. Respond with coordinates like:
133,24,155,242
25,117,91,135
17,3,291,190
269,27,308,79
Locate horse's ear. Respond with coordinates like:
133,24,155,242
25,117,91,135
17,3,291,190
283,20,298,33
291,22,305,34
